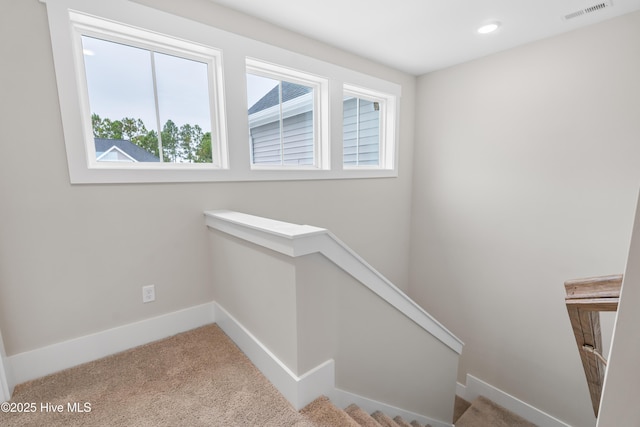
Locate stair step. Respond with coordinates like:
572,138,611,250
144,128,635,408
392,415,414,427
345,404,382,427
300,396,361,427
454,396,536,427
371,410,399,427
299,396,430,427
300,394,531,427
453,395,472,423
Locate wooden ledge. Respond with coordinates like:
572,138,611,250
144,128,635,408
565,274,622,300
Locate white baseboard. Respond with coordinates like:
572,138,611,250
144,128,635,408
2,299,460,426
331,388,453,427
0,370,8,403
214,301,451,425
213,302,335,410
456,374,571,427
8,302,216,390
0,330,11,402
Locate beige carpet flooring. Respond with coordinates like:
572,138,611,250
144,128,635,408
453,395,471,423
0,324,314,427
1,323,537,426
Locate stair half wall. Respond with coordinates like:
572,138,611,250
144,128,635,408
205,210,463,426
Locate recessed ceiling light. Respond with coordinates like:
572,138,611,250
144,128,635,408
477,22,501,34
83,49,95,56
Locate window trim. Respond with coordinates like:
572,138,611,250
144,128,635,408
42,0,401,183
70,11,228,171
246,58,330,171
343,84,396,170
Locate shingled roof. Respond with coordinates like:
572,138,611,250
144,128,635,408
248,81,312,115
94,138,160,162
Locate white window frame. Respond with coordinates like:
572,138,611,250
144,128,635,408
72,17,227,171
343,84,396,170
42,0,400,183
246,58,330,170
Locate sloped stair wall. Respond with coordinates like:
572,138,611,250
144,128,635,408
205,210,463,426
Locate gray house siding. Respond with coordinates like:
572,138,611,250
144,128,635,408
248,83,380,167
343,97,380,166
250,111,314,165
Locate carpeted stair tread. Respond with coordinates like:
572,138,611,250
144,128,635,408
345,404,382,427
410,421,426,427
453,395,472,423
392,415,414,427
455,395,537,427
300,396,361,427
371,410,399,427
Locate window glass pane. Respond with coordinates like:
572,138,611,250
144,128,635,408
82,36,160,163
97,148,135,162
247,73,314,166
247,74,281,165
343,96,358,165
82,36,215,165
343,96,380,166
154,52,212,163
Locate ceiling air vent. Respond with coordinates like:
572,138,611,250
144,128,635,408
563,1,612,20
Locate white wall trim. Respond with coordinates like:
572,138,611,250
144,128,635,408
214,300,451,424
3,299,446,420
0,330,11,402
331,388,453,427
0,367,8,403
40,0,401,184
456,375,571,427
3,299,463,424
8,302,215,389
213,302,335,410
204,210,464,354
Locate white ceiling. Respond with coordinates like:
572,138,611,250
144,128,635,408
209,0,640,75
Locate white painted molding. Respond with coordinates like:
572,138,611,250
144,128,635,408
0,330,11,402
205,210,326,257
455,381,466,400
41,0,401,184
213,302,334,410
214,300,450,423
457,375,571,427
204,210,464,354
0,370,8,403
8,302,215,387
2,299,447,422
331,388,452,427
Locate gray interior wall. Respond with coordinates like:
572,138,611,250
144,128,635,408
409,11,640,427
209,230,299,371
296,253,458,422
0,0,415,356
207,230,458,421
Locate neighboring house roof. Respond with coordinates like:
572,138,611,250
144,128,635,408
94,138,160,162
248,81,312,114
